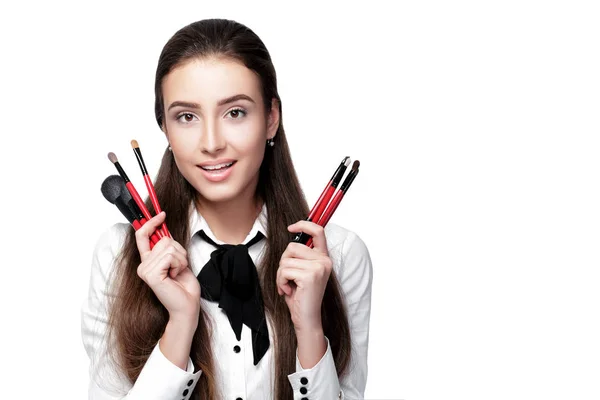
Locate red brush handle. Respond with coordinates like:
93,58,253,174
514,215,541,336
293,182,336,245
132,218,160,249
308,181,335,222
143,175,171,238
305,191,344,249
125,181,164,239
139,217,162,245
134,220,156,250
317,190,343,227
132,219,142,231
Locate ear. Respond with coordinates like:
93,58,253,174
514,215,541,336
266,98,280,140
161,121,169,142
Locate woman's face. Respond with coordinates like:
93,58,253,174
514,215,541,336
161,56,279,205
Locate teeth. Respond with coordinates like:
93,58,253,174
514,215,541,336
201,162,233,171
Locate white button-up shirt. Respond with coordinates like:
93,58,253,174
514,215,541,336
81,205,373,399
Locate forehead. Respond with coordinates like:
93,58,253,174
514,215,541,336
162,57,263,105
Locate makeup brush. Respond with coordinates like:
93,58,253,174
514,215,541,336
101,175,160,247
107,151,165,239
130,140,171,238
293,156,351,245
117,176,162,246
101,175,136,223
306,160,360,248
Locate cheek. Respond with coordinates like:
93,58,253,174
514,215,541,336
226,122,267,156
240,136,266,165
170,153,188,176
170,145,197,173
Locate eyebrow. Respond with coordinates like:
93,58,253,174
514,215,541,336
167,94,256,111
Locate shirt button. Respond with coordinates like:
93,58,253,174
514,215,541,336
183,389,189,396
233,345,241,353
236,398,243,400
300,387,308,394
187,379,194,386
300,377,308,384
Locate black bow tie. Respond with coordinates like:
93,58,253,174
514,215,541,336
196,230,269,366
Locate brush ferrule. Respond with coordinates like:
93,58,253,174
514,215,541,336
127,198,143,219
114,196,135,223
114,162,130,182
331,159,349,187
340,170,358,192
133,148,149,175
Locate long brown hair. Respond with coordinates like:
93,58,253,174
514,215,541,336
106,18,351,399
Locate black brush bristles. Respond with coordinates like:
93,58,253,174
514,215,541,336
101,175,136,224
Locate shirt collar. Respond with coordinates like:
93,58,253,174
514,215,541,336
188,202,268,245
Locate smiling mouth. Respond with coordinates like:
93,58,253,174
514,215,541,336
199,161,236,171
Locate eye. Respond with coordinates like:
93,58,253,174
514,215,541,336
176,112,197,123
227,107,247,119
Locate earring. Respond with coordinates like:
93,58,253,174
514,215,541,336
266,138,275,147
168,145,172,151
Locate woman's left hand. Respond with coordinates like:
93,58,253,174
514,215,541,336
277,220,333,332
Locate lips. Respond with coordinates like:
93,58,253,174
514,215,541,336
199,161,235,171
197,160,237,182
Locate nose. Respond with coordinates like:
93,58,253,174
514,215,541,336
199,119,226,154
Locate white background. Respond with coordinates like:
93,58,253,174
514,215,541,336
1,1,599,399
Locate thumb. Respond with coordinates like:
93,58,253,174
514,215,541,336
135,211,166,254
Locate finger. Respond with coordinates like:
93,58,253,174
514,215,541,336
135,211,166,255
146,251,183,284
168,252,189,279
288,220,328,254
276,265,307,296
156,243,189,278
169,239,188,258
282,242,319,261
279,257,316,271
138,249,177,281
139,240,187,279
276,268,293,296
278,256,333,294
139,235,172,262
149,237,188,262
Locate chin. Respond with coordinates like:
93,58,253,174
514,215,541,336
194,183,245,204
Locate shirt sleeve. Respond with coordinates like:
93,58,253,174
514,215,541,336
81,223,202,400
287,336,342,400
286,230,374,400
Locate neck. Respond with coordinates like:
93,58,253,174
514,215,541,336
196,189,263,245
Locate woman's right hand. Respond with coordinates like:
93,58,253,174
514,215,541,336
135,211,201,327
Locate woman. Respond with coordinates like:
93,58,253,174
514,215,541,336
81,18,373,400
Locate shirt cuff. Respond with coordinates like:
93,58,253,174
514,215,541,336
127,339,202,400
287,336,343,400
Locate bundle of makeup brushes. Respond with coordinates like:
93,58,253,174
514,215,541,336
101,140,169,249
293,156,360,248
